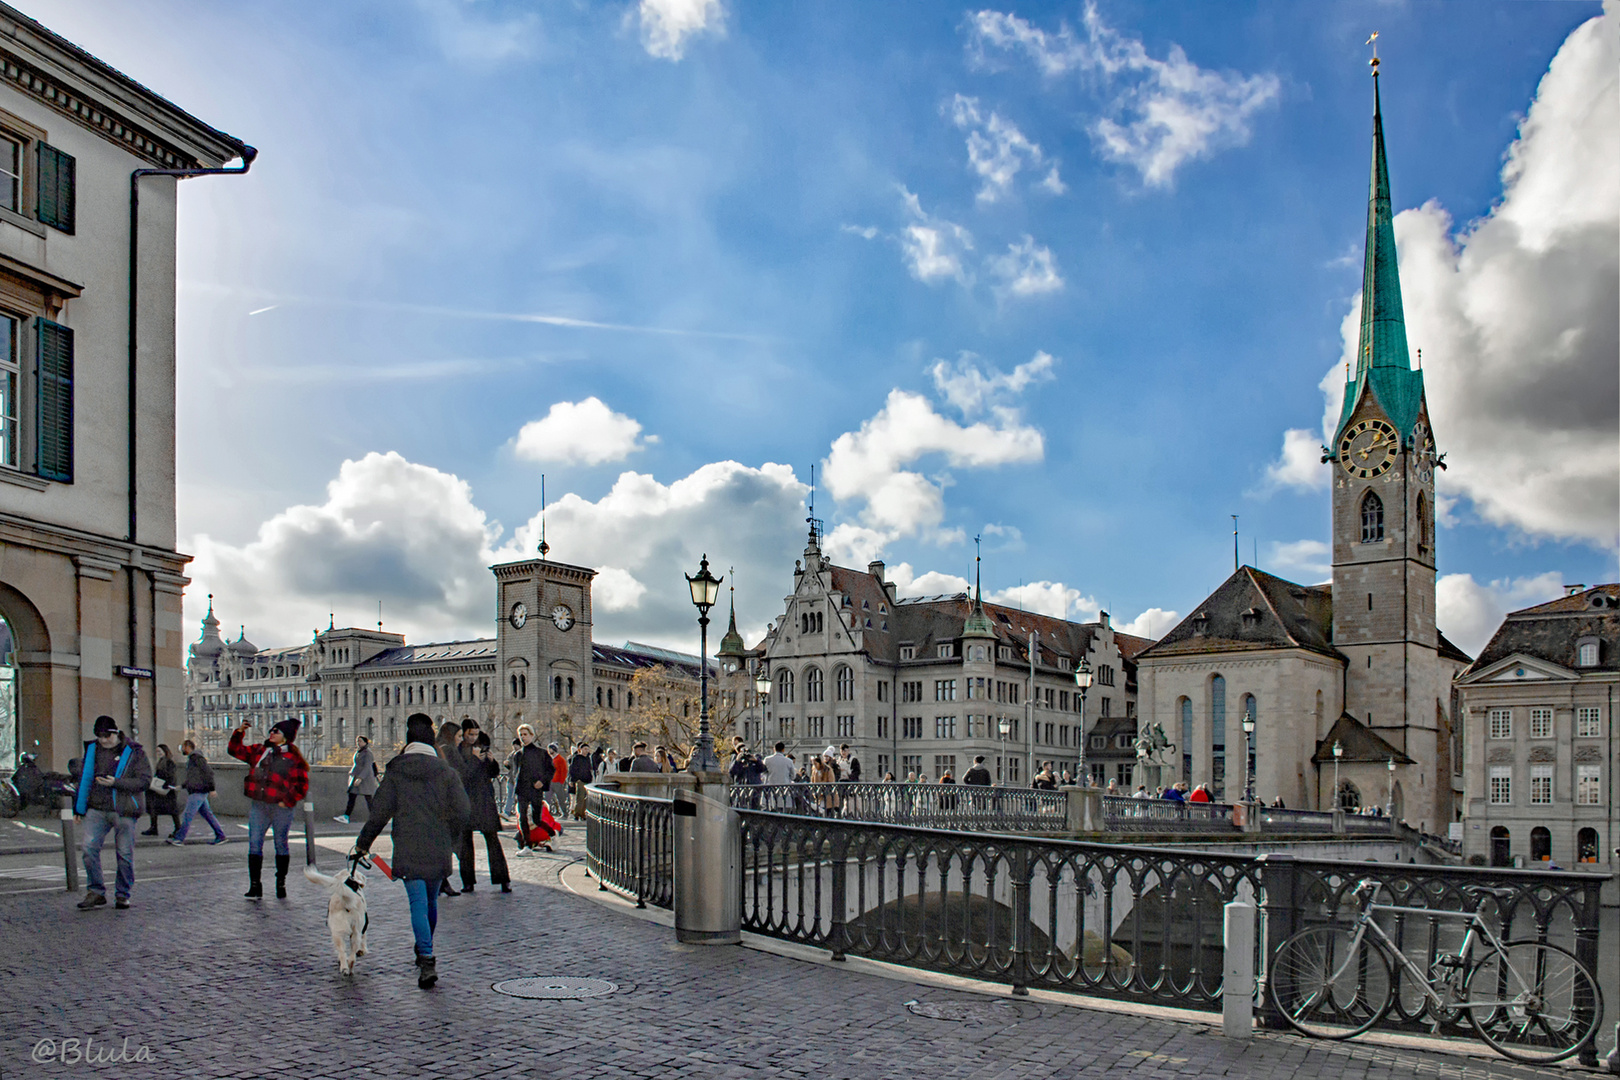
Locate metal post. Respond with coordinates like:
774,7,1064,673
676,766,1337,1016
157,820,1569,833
302,800,317,865
828,832,848,961
1223,899,1255,1039
59,799,78,892
1009,844,1031,995
1256,854,1298,1030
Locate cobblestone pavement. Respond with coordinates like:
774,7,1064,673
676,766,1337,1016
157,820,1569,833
0,819,1598,1079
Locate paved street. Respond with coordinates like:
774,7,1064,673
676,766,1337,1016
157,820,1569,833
0,817,1604,1079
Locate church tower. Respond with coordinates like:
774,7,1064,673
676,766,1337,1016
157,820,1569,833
1328,62,1443,757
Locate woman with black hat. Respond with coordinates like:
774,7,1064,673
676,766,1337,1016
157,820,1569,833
227,718,309,900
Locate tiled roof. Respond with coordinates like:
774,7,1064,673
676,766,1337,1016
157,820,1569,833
595,642,713,679
1312,712,1412,765
357,639,498,669
1139,566,1337,661
1464,584,1620,676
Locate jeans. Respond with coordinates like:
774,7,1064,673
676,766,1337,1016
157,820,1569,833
81,809,135,899
247,800,295,856
402,878,440,957
502,776,517,817
343,792,371,818
173,793,225,842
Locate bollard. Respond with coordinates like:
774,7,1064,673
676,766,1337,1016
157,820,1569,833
1223,899,1255,1040
302,800,317,865
59,802,78,893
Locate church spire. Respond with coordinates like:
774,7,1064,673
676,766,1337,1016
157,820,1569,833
962,535,996,640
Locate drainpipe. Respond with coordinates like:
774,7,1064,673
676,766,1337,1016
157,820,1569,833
127,147,257,743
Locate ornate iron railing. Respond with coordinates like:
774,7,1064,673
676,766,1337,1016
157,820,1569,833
730,782,1068,832
737,807,1259,1010
1100,794,1237,831
584,784,673,909
1257,855,1607,1065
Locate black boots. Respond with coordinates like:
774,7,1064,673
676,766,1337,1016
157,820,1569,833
244,854,263,899
275,854,290,899
439,880,459,897
416,954,437,989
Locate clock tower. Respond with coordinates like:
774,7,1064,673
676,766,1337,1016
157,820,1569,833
493,545,596,738
1327,65,1444,761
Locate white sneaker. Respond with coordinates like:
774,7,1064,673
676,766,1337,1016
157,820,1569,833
332,815,349,823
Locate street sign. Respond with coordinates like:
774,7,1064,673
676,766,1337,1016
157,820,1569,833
114,665,154,679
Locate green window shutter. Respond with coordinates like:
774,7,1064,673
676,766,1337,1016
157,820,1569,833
36,143,75,234
35,318,72,482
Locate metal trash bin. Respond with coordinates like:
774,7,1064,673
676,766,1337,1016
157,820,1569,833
673,786,740,945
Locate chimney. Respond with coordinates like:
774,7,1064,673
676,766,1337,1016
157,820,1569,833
1099,610,1110,627
868,560,885,581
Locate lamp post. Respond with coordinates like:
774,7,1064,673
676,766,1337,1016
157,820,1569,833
685,555,723,774
1385,756,1395,820
998,715,1011,783
753,668,772,750
1241,710,1256,804
1331,739,1343,810
1074,658,1093,787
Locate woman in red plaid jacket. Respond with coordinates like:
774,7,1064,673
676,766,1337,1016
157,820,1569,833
228,719,310,900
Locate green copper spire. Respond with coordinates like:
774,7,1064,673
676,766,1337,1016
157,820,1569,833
1334,66,1427,447
718,585,746,659
962,540,996,640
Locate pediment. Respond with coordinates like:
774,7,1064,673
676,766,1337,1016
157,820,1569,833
1459,652,1577,685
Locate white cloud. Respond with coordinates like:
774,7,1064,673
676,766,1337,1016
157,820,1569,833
948,94,1061,202
987,235,1063,298
930,350,1055,415
968,4,1279,188
186,452,809,655
988,581,1096,620
1437,571,1566,658
1262,428,1330,493
1281,9,1618,548
1118,607,1179,639
1267,539,1331,582
638,0,723,61
414,0,539,63
512,397,649,466
897,187,974,285
888,563,970,598
822,356,1048,562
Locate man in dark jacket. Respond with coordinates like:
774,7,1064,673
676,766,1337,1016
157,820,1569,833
356,713,470,989
511,724,550,854
962,756,992,786
167,738,227,846
71,715,152,910
456,730,511,893
567,744,594,820
229,718,311,900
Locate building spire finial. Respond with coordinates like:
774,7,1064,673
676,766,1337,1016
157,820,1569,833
538,474,549,558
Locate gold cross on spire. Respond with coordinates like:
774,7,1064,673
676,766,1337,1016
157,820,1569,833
1366,31,1380,73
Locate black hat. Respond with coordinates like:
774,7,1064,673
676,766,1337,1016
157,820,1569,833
93,715,118,736
272,718,300,743
406,713,435,744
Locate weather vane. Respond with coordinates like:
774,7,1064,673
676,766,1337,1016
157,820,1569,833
1366,31,1380,74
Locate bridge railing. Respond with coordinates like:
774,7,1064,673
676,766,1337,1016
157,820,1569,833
1100,794,1236,831
585,783,674,910
729,782,1068,832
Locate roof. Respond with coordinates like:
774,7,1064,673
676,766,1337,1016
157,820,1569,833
596,642,713,679
1462,584,1620,677
357,639,498,669
1312,712,1413,765
1114,633,1155,662
1138,566,1338,662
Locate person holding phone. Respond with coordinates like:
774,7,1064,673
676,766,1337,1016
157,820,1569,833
456,729,511,893
228,718,309,900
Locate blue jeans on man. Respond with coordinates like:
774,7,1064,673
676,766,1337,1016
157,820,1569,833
247,799,295,856
173,792,227,842
401,877,441,957
81,808,135,900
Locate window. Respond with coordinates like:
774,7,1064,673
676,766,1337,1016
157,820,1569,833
876,680,888,703
778,717,794,739
0,314,16,468
902,754,922,777
836,715,855,738
1090,734,1105,749
1530,765,1552,805
0,132,19,213
1098,664,1115,687
1360,491,1384,542
806,716,824,738
899,645,914,661
934,679,957,702
1577,766,1601,806
877,715,888,738
805,667,824,703
1577,707,1601,738
1006,757,1019,783
1416,492,1430,553
36,142,74,233
1578,640,1599,667
835,665,854,701
1531,826,1552,862
777,670,795,703
934,716,956,739
1210,674,1226,801
1100,697,1111,717
1059,690,1069,711
876,754,889,776
932,755,956,780
902,716,923,739
1114,733,1131,749
937,644,953,659
1489,766,1512,805
1529,708,1553,739
1488,709,1512,739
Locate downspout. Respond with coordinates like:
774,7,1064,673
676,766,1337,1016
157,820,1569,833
127,147,257,741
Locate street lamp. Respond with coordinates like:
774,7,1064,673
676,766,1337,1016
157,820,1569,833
753,667,772,749
685,554,723,774
998,715,1011,783
1074,658,1093,788
1331,739,1343,811
1241,710,1256,804
1385,756,1395,820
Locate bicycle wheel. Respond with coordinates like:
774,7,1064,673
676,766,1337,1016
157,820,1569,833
1463,940,1602,1064
1269,924,1393,1039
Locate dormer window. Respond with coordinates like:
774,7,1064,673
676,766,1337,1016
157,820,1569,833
879,603,888,615
1577,637,1600,668
937,643,953,659
899,645,914,661
1192,612,1210,636
862,600,870,610
998,646,1012,661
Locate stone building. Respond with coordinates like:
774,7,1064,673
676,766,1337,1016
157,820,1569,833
1135,70,1470,828
0,5,252,769
742,529,1144,783
1457,585,1620,870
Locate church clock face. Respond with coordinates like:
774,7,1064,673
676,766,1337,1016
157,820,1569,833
1339,418,1398,478
509,602,527,629
1414,424,1436,484
551,604,575,631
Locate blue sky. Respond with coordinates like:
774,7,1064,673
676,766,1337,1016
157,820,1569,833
32,0,1618,656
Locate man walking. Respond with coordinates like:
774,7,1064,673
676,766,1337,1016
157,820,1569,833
167,739,228,845
511,724,549,855
228,718,310,900
335,735,378,823
355,713,469,989
72,716,151,910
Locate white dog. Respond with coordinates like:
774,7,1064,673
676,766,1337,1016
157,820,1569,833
304,856,370,975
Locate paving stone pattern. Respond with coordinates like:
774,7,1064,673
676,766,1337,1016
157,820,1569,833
0,829,1584,1079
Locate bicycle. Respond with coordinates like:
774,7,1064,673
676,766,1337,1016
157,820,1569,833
1268,877,1602,1064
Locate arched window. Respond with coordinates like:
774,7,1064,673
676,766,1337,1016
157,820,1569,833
566,677,575,700
1577,827,1599,864
1338,780,1361,811
1210,675,1226,800
552,676,563,701
1415,492,1430,553
1179,697,1193,782
805,666,824,703
776,670,795,704
1360,491,1384,542
835,665,854,701
1490,826,1510,867
1531,826,1551,862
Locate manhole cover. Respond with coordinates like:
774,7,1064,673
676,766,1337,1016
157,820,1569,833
492,977,619,1000
903,999,1041,1023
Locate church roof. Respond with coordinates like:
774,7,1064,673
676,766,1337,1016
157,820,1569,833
1332,70,1429,447
1312,712,1413,765
1462,584,1620,676
1138,566,1338,662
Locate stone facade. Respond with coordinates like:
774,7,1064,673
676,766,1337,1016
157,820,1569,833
0,6,250,769
1457,585,1620,872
